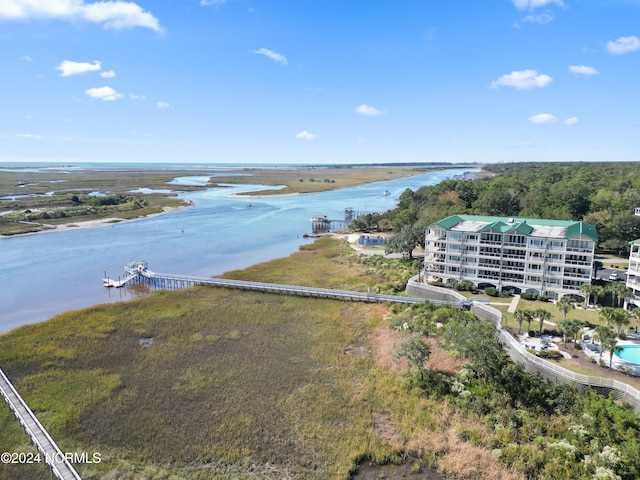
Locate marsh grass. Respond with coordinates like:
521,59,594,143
0,239,405,479
1,237,518,480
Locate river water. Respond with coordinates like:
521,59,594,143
0,167,474,333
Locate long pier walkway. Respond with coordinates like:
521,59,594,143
0,368,82,480
104,262,437,306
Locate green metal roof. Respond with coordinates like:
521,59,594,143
428,214,598,242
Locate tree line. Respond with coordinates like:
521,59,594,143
350,162,640,257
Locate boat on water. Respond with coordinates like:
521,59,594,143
383,190,390,196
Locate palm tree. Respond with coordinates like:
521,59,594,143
607,282,631,309
599,307,617,327
535,308,552,335
514,309,531,335
592,285,606,307
557,319,571,344
592,260,603,280
566,319,584,344
600,333,623,369
613,309,631,335
557,296,575,322
594,325,614,359
579,283,596,308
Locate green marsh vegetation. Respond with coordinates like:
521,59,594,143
1,236,640,479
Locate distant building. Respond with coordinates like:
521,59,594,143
424,214,598,299
634,207,640,216
627,239,640,308
358,234,386,246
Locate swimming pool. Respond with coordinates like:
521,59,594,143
614,345,640,365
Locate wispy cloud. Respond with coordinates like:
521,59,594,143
100,70,116,78
355,104,382,117
156,102,170,109
521,12,553,24
512,0,563,10
490,69,552,90
21,54,32,61
564,116,580,126
129,93,146,100
606,35,640,55
56,60,101,77
569,65,599,76
252,48,287,65
85,86,123,101
200,0,226,5
529,113,557,124
0,0,162,32
296,130,317,140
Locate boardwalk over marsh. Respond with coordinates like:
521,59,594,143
0,368,83,480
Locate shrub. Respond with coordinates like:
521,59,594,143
485,287,498,297
521,293,537,301
453,281,473,291
538,349,562,359
536,295,549,302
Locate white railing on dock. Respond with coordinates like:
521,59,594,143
0,368,83,480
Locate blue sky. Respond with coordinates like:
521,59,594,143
1,0,639,165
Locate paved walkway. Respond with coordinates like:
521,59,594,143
507,294,521,313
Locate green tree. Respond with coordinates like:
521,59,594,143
514,309,532,335
592,260,604,280
592,285,606,307
557,296,576,322
385,224,424,260
534,308,552,335
599,307,618,327
612,309,631,335
607,281,631,309
579,283,596,308
558,319,584,345
441,314,507,381
594,325,615,360
394,333,431,381
599,330,623,369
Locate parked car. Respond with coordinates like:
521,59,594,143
608,272,620,281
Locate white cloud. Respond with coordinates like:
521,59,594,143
521,12,553,24
490,69,553,90
512,0,563,10
564,116,580,126
56,60,101,77
569,65,599,76
21,54,32,61
528,113,557,124
252,48,287,65
129,93,145,100
355,104,382,117
100,70,116,78
85,86,123,101
156,101,170,109
200,0,226,5
606,35,640,55
296,130,316,140
0,0,162,32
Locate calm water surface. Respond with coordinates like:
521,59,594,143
0,168,474,333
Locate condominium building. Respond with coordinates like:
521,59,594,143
627,239,640,308
424,215,598,299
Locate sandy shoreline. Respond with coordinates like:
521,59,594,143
0,204,191,239
228,192,301,199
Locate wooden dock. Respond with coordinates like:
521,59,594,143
104,263,434,306
0,368,83,480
